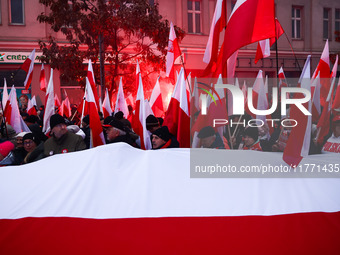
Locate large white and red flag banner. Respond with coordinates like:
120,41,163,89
163,68,190,148
87,59,100,108
149,76,164,117
202,0,226,75
220,0,276,67
114,77,129,118
21,49,35,90
283,55,312,167
42,69,55,134
102,88,113,118
0,143,339,254
39,63,47,92
85,77,105,148
166,22,182,83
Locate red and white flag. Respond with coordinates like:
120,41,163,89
54,94,61,109
132,73,151,150
2,78,9,112
312,40,331,107
311,73,321,123
149,77,164,117
42,69,55,134
135,60,141,90
221,0,276,66
60,97,72,118
21,49,35,90
87,59,100,108
102,89,113,119
39,63,47,92
255,39,270,64
27,98,37,116
278,66,288,89
202,0,226,74
163,68,190,148
283,55,312,167
166,22,182,83
3,86,22,133
114,77,129,119
85,77,105,148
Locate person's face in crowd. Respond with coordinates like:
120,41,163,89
200,135,215,148
16,137,24,148
243,135,255,147
20,96,28,107
151,134,166,149
24,139,36,153
52,123,68,139
148,125,160,133
105,126,119,141
333,122,340,138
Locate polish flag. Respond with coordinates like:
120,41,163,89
60,97,72,118
85,77,105,148
145,99,154,119
1,144,340,254
135,60,141,89
2,78,9,112
42,69,55,134
278,66,288,89
330,55,338,79
87,59,100,108
3,86,22,133
311,73,321,123
283,55,312,167
27,98,37,116
221,0,276,66
166,22,182,83
39,63,47,92
102,89,113,119
163,68,190,148
54,94,61,109
316,77,336,145
132,73,151,150
312,40,331,107
255,39,270,64
114,77,129,119
149,77,164,117
21,49,35,90
202,0,226,74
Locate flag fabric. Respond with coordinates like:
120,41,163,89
3,86,22,133
312,40,331,107
311,73,321,123
163,68,190,148
255,39,270,64
202,0,227,75
54,94,61,109
21,49,35,90
2,78,9,112
85,78,105,148
135,60,141,90
278,66,288,89
149,77,164,117
102,89,113,119
191,77,200,116
87,59,100,108
0,143,340,254
42,69,55,134
39,63,47,92
114,77,129,119
60,98,72,118
283,55,312,167
27,98,37,116
132,73,151,150
166,22,182,83
221,0,276,67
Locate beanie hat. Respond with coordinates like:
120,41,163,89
197,126,215,139
16,132,29,138
114,111,124,120
243,126,259,141
50,114,66,130
102,116,125,131
0,141,15,158
146,115,160,129
152,126,171,142
23,132,40,145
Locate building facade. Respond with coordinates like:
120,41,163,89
0,0,339,106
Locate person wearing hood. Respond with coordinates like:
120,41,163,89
151,126,179,149
22,132,45,163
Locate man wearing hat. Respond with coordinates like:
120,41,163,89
146,115,161,133
151,126,179,149
44,114,86,156
197,126,225,149
242,126,263,151
102,116,138,147
321,115,340,154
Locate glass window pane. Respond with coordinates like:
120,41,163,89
323,21,328,39
336,22,340,33
336,9,340,19
188,13,193,33
188,1,192,10
292,20,295,38
195,13,200,33
323,9,328,19
292,7,295,18
11,0,23,24
195,1,200,11
297,20,300,38
296,9,300,18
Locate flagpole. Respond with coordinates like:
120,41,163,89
283,31,302,72
80,83,87,128
179,55,193,94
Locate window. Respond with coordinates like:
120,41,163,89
323,8,331,40
187,1,201,34
292,7,302,39
9,0,24,25
335,9,340,41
